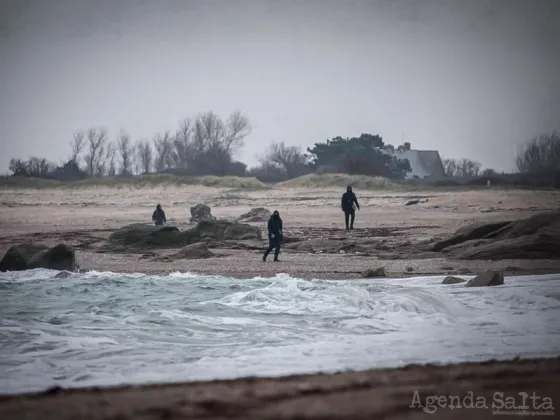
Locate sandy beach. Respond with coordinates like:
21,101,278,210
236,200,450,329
1,184,559,419
1,185,559,277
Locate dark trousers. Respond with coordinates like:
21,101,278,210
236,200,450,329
344,209,355,230
263,236,282,260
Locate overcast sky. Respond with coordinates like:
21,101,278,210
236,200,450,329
1,0,559,173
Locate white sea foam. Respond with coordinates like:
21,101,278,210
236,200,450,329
1,270,559,395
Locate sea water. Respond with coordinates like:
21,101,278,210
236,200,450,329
1,269,559,395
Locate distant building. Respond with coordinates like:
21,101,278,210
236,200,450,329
392,149,446,179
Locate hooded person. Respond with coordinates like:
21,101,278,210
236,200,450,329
340,186,360,230
263,210,283,261
152,204,166,226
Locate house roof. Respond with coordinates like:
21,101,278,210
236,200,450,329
393,149,445,179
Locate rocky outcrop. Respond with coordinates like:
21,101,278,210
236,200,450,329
465,271,504,287
99,220,262,253
190,204,216,224
27,244,76,271
153,243,215,261
432,210,560,260
0,243,76,272
238,207,271,222
441,276,465,284
174,243,214,259
0,243,48,272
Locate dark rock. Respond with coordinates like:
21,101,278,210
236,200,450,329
432,221,511,252
153,243,215,261
432,210,560,260
442,276,465,285
174,243,214,259
54,271,73,279
190,204,216,224
454,233,560,260
405,200,420,206
0,243,48,272
100,220,261,253
465,271,504,287
361,267,386,278
238,207,271,222
27,244,76,271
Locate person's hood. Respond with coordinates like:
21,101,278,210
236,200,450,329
347,186,352,193
272,210,280,219
156,204,162,210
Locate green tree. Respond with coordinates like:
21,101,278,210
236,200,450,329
306,133,411,178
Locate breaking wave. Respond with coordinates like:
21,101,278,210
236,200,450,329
1,269,559,394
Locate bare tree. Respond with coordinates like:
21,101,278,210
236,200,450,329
70,131,85,164
172,118,193,168
136,139,153,174
263,141,309,178
153,131,174,172
104,141,117,176
223,110,251,154
9,157,55,177
84,127,108,177
117,130,133,175
516,130,560,173
443,158,481,177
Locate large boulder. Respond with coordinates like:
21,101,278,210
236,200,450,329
432,210,560,260
442,276,465,285
190,204,216,224
432,221,511,252
27,244,76,271
100,220,262,253
0,243,48,272
0,243,76,272
465,271,504,287
238,207,271,222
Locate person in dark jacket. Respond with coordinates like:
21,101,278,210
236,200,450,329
152,204,166,226
263,210,283,261
341,186,360,230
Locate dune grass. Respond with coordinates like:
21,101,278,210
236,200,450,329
0,174,269,190
277,173,409,190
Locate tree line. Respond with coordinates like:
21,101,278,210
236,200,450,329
7,110,560,182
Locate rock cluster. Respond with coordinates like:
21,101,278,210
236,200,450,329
0,243,76,272
432,210,560,260
190,204,216,224
238,207,271,222
98,219,262,253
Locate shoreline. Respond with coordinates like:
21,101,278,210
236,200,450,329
1,186,559,419
1,356,559,419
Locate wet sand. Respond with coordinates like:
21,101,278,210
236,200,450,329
0,357,558,419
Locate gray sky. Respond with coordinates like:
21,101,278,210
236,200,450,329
1,0,559,173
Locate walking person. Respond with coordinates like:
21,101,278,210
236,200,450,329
152,204,166,226
341,186,360,230
263,210,283,261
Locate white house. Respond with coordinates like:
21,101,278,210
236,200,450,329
391,149,446,179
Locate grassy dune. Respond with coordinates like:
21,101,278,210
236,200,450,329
0,174,269,190
0,172,528,191
277,173,405,189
